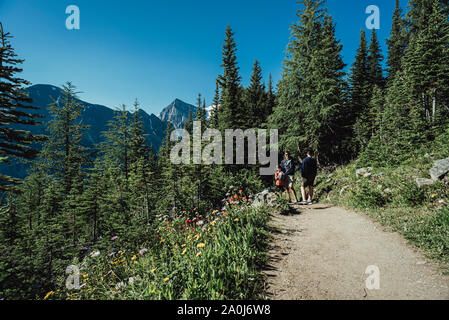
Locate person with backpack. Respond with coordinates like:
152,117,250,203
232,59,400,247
280,152,299,203
300,150,318,205
275,165,287,194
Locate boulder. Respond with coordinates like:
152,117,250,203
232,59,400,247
252,189,277,208
356,167,373,178
416,178,435,189
430,157,449,181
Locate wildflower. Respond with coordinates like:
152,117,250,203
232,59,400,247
163,277,169,282
182,249,187,255
166,226,170,231
131,255,137,261
229,186,234,189
44,291,54,300
82,274,88,279
234,194,239,199
90,251,100,258
181,244,186,247
202,226,207,232
242,197,247,201
239,190,243,194
197,243,206,248
160,238,165,243
196,252,202,257
439,199,447,205
196,220,204,226
150,268,157,273
431,194,437,199
186,219,192,224
139,248,148,255
234,218,239,222
111,236,118,241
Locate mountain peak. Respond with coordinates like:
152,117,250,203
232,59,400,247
158,98,197,129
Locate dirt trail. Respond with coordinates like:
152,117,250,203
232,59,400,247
264,204,449,300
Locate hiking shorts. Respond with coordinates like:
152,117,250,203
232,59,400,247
286,175,294,188
302,176,316,188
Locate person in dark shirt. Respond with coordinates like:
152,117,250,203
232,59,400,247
280,151,299,203
300,150,318,205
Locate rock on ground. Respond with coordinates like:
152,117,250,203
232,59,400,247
430,157,449,181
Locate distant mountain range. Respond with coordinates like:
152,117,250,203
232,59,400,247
1,84,204,179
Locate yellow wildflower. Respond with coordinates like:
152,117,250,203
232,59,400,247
197,243,205,248
211,221,216,226
196,251,202,257
163,277,169,282
181,244,186,247
44,291,54,300
82,274,88,279
150,268,157,273
182,249,187,255
234,218,239,222
131,255,137,260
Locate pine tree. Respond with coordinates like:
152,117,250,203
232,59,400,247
349,30,372,152
210,81,220,129
102,104,131,183
265,73,276,124
244,60,266,128
39,82,90,194
367,29,384,89
386,0,407,81
216,26,244,131
0,23,44,192
271,1,346,163
404,0,449,130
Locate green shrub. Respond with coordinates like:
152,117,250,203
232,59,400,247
349,180,386,209
391,180,425,207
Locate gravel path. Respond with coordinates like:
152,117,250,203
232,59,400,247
264,204,449,300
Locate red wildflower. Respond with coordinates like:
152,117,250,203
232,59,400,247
242,197,247,201
166,226,170,231
239,190,243,194
234,194,238,199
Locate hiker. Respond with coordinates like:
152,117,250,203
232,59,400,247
300,150,318,205
280,152,299,203
275,165,287,195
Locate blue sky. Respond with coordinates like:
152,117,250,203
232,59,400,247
0,0,407,115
